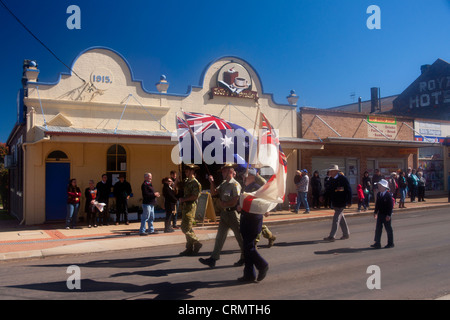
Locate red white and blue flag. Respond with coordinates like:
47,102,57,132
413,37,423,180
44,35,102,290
239,112,287,214
176,111,255,170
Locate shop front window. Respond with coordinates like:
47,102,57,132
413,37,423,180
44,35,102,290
106,144,127,184
419,146,444,191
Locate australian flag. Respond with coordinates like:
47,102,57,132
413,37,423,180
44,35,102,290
176,111,256,171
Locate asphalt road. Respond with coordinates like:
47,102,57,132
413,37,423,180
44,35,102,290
0,207,449,302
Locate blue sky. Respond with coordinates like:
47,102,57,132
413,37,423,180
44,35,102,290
1,0,450,142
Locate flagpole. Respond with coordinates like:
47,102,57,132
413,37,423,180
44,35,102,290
180,108,211,176
245,106,260,177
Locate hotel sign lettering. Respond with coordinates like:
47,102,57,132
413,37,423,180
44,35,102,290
409,77,450,109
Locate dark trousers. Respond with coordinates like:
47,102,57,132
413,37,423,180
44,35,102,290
98,204,109,225
418,186,425,201
116,198,128,222
374,214,394,245
240,211,268,279
86,207,98,226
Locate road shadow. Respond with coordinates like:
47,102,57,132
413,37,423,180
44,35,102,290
7,277,251,300
314,247,372,255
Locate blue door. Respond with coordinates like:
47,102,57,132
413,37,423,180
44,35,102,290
45,162,70,221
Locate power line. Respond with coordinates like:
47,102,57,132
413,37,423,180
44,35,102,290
0,0,86,83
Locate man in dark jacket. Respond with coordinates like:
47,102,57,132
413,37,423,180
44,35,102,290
96,174,111,225
323,165,352,242
371,179,394,249
140,172,160,235
113,174,132,225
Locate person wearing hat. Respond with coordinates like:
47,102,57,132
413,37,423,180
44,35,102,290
371,179,394,249
323,165,352,242
236,167,270,282
294,169,310,214
179,164,203,256
199,163,244,268
113,173,132,225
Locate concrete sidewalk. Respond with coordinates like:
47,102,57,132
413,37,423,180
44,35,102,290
1,196,449,261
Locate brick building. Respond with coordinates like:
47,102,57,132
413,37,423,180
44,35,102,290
297,107,438,194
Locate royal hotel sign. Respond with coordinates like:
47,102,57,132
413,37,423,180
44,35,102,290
393,58,450,120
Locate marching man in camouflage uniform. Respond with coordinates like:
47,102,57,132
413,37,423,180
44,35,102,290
179,164,203,256
199,163,244,268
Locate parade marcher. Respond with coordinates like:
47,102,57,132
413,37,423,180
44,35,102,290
113,174,132,225
371,179,394,249
85,180,98,228
199,163,244,268
162,176,178,233
140,172,160,235
323,165,352,242
237,167,269,282
295,169,310,214
96,174,111,225
362,171,371,209
397,171,408,208
179,164,202,256
311,170,322,209
66,178,81,229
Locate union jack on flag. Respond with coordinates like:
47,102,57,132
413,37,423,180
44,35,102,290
175,111,255,169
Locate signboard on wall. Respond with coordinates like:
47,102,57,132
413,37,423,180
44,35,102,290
367,116,397,139
209,62,259,101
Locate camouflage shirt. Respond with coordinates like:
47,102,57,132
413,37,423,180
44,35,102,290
183,177,201,203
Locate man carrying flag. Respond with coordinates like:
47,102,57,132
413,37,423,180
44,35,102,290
237,112,288,282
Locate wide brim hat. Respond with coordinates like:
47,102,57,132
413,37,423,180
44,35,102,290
328,164,340,171
378,179,389,189
184,163,200,170
221,163,238,170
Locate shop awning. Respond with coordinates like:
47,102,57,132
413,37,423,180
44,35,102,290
34,126,324,149
323,137,441,148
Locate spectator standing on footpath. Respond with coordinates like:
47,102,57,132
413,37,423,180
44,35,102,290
85,180,98,228
408,169,419,202
417,171,426,202
356,184,366,212
323,165,352,242
96,174,111,226
311,170,322,209
140,172,160,235
388,172,398,206
295,169,310,214
372,169,382,204
66,178,81,229
169,170,180,229
162,176,177,233
362,171,372,209
113,174,132,225
397,171,408,208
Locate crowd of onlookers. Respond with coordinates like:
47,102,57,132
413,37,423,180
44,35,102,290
293,167,432,213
